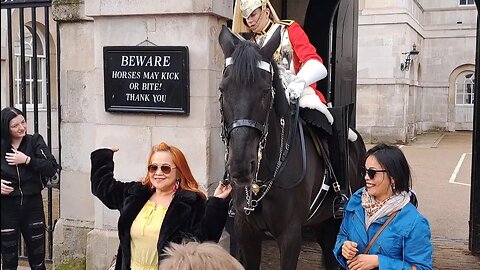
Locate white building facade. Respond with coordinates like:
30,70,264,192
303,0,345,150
356,0,477,143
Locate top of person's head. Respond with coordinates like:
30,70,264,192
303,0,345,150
142,142,206,199
232,0,280,33
239,0,269,19
1,107,25,141
158,241,245,270
365,143,411,193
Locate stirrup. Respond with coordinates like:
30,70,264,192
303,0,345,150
333,192,348,219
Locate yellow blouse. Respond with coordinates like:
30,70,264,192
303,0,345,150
130,200,167,270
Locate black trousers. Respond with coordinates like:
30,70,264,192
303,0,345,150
1,194,46,270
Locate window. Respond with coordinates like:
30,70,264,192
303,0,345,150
459,0,475,6
14,26,46,108
456,72,475,105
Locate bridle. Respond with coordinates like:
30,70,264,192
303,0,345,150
219,56,303,215
220,57,273,144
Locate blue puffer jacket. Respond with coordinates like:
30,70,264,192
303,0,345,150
333,188,433,270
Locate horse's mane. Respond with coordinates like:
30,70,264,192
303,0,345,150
230,40,287,112
231,41,262,86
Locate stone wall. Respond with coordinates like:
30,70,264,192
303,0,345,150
51,0,232,268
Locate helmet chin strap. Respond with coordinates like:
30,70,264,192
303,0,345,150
251,7,267,33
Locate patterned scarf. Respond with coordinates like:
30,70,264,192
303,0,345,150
361,189,411,229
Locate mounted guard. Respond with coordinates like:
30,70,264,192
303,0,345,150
232,0,356,217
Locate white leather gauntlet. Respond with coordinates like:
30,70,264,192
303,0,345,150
297,59,327,85
286,60,327,101
286,77,306,100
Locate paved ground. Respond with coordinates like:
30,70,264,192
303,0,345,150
259,132,480,269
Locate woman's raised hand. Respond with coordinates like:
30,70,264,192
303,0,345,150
213,182,232,199
96,147,119,153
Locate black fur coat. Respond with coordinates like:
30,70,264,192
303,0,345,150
90,149,229,270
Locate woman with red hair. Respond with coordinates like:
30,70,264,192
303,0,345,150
90,143,232,270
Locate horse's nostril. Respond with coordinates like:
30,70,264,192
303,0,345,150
250,160,256,173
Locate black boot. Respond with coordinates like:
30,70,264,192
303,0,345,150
328,106,350,219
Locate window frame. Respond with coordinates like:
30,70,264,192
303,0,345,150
14,26,47,110
459,0,475,6
455,71,475,106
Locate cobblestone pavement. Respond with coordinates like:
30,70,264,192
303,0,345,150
260,237,480,269
258,132,480,270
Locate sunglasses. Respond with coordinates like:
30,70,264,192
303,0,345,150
148,164,176,174
361,168,387,179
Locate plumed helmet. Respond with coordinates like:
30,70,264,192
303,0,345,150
232,0,280,33
239,0,268,18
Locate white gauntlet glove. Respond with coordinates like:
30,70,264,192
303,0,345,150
287,77,306,101
286,59,327,101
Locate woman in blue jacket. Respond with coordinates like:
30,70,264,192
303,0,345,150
333,143,433,270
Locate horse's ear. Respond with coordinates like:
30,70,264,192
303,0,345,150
260,26,281,60
219,25,239,58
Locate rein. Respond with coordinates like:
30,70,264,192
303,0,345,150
220,57,306,214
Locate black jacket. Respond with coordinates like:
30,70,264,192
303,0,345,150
1,134,58,197
90,148,229,270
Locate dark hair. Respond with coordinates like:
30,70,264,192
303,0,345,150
1,107,25,144
365,143,411,193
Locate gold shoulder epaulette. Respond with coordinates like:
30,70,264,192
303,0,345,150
279,19,295,26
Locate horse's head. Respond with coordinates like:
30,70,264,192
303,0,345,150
218,25,281,187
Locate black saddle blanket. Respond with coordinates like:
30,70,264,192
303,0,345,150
299,108,332,137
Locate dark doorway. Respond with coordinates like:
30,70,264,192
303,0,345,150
304,0,358,127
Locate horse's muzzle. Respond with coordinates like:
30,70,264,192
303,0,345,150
228,159,257,187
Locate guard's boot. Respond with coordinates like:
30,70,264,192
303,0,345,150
328,105,350,219
333,185,349,219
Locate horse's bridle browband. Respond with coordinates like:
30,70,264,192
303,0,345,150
225,57,271,72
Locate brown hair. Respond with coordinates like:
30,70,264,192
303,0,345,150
159,241,244,270
142,142,206,200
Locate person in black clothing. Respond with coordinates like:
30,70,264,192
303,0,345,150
1,107,59,270
90,142,232,270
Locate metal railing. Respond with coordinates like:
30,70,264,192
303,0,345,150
1,0,60,262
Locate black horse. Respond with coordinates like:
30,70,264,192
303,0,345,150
218,25,366,270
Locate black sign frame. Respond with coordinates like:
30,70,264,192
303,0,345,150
103,46,189,115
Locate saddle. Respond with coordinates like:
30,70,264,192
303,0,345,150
274,108,333,190
300,108,333,138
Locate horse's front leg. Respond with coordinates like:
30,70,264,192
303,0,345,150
315,217,342,270
235,215,263,270
276,226,302,270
